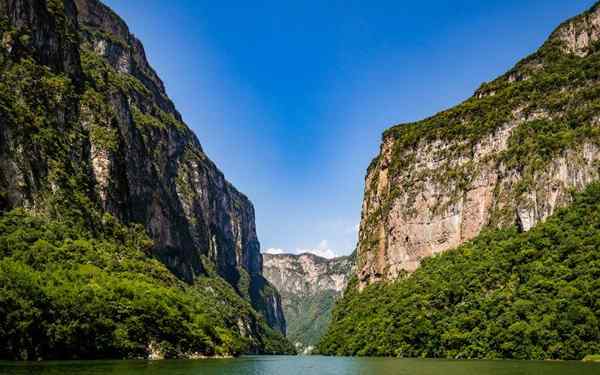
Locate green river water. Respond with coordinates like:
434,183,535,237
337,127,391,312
1,356,599,375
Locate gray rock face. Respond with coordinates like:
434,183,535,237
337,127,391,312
556,3,600,57
263,252,354,352
0,0,285,334
264,253,352,295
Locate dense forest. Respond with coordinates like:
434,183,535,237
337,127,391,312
319,183,600,360
0,209,292,360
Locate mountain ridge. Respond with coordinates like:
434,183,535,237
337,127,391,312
357,0,600,288
320,0,600,360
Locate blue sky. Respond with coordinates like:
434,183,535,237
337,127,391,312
103,0,595,258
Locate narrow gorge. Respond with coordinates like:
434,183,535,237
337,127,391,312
262,252,354,354
2,0,600,367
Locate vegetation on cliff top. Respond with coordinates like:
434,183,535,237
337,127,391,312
319,183,600,360
357,2,600,285
362,2,600,235
382,19,600,175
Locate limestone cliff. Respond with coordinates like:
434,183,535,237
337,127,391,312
0,0,285,340
358,1,600,288
263,252,354,352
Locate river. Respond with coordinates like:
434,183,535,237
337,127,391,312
1,356,599,375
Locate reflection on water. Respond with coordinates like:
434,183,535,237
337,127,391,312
1,356,599,375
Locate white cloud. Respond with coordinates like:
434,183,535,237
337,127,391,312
297,240,335,259
264,248,285,255
308,240,336,259
308,247,337,259
263,240,338,259
317,240,329,250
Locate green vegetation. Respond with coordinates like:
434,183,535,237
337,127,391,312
583,354,600,362
82,89,120,152
131,104,167,130
285,290,338,351
0,54,102,231
319,183,600,360
0,210,289,360
129,104,186,132
79,47,150,98
0,57,77,151
0,57,292,363
360,4,600,238
383,35,600,170
79,43,186,134
0,5,293,360
80,25,129,51
262,254,354,353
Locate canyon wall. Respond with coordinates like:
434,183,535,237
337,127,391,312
357,2,600,288
0,0,285,335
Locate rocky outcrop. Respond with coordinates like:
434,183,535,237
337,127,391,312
357,1,600,288
264,253,352,296
555,2,600,57
263,252,354,352
0,0,285,337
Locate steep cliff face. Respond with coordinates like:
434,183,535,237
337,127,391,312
263,253,353,352
0,0,285,342
319,182,600,359
357,1,600,288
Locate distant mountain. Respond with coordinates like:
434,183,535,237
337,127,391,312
263,252,354,353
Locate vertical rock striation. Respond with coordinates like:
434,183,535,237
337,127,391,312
357,1,600,288
0,0,285,337
263,252,354,352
